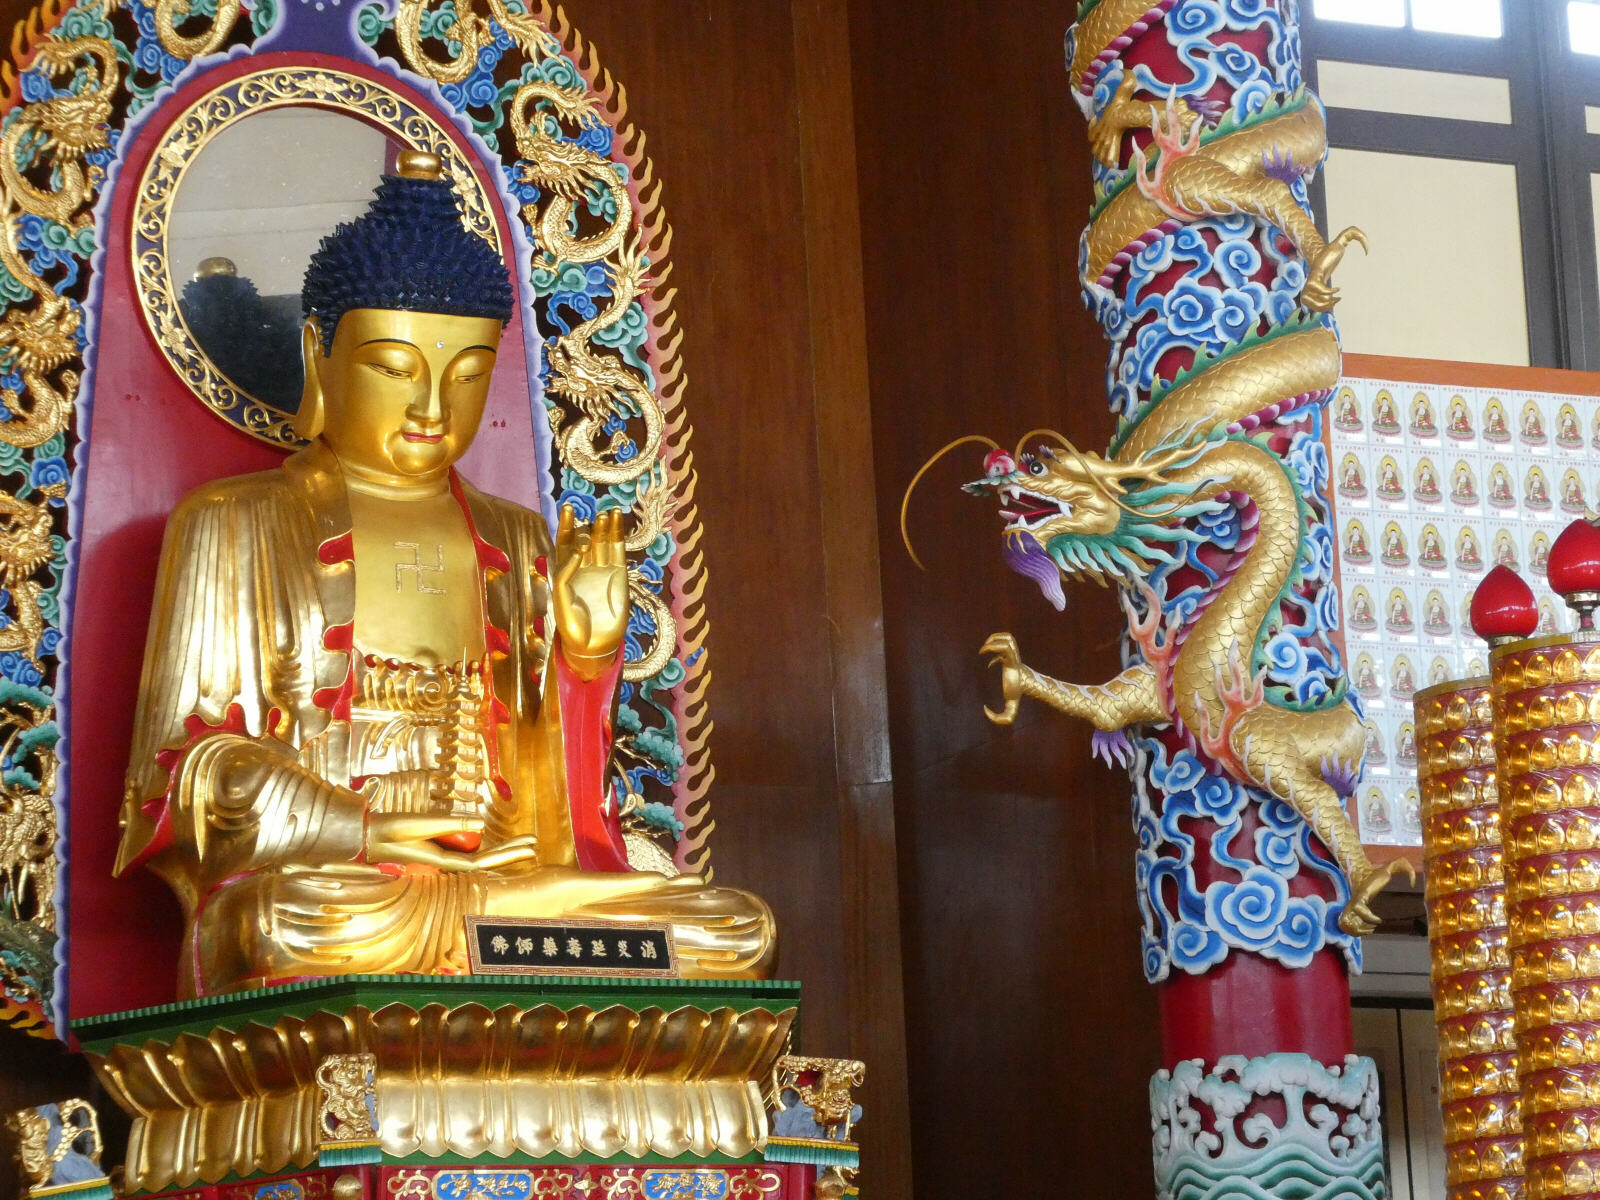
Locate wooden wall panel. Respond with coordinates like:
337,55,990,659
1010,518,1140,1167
553,6,913,1189
848,1,1163,1194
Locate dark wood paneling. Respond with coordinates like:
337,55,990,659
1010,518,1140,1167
551,14,911,1192
848,1,1162,1194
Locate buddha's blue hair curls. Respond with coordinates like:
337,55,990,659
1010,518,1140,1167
301,172,514,354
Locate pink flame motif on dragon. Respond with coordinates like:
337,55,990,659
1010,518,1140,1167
910,5,1411,941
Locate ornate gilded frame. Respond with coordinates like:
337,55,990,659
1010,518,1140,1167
0,0,713,1035
131,66,502,446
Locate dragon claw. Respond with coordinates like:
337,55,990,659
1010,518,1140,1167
1303,225,1368,314
981,632,1026,726
1338,856,1414,937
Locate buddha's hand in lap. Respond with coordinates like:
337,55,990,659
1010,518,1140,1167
553,504,628,679
364,812,537,871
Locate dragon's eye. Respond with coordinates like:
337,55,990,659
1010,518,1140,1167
1028,460,1047,476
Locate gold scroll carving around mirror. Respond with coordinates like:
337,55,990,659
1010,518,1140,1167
131,67,501,447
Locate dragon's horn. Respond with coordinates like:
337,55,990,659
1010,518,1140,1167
1012,428,1079,460
1128,438,1202,480
901,434,1001,571
1012,428,1137,501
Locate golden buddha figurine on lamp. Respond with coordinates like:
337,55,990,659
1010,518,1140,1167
112,151,775,995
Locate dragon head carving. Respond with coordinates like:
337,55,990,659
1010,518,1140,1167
960,435,1218,608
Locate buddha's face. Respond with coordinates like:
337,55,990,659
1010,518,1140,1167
306,308,502,484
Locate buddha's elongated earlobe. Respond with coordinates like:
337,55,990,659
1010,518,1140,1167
296,319,326,440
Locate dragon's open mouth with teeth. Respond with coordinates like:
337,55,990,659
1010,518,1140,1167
964,447,1091,546
997,488,1069,529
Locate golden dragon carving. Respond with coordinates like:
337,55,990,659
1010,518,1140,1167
1085,91,1364,310
0,747,56,933
0,37,116,449
0,491,60,664
543,241,664,485
1088,72,1208,168
944,71,1407,935
1069,0,1182,97
508,78,675,677
974,426,1408,935
511,79,633,267
396,0,560,85
0,26,114,973
0,38,114,229
151,0,241,59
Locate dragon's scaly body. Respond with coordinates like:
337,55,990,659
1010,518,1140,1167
971,51,1407,934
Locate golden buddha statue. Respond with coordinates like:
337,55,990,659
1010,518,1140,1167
114,153,774,996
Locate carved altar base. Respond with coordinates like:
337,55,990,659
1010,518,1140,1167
71,978,854,1199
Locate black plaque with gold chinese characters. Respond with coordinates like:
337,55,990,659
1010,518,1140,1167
465,916,679,977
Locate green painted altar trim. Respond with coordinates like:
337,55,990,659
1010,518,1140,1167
764,1138,859,1169
72,974,802,1051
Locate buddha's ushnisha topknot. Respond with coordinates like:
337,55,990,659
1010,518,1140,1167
301,154,514,354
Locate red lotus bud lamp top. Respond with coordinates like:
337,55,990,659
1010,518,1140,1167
1549,516,1600,629
1469,564,1539,645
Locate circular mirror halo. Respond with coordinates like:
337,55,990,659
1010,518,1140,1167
132,67,502,448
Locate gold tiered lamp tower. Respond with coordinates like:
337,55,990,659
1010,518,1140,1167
1488,520,1600,1200
1417,564,1537,1200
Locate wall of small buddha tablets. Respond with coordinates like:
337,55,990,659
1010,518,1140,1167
1331,374,1600,849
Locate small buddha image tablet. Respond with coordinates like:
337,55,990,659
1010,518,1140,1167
1557,401,1584,449
1373,389,1401,436
1492,529,1519,571
1421,589,1451,636
1416,524,1446,571
1347,585,1377,632
1486,462,1515,509
1384,587,1414,634
1337,452,1368,500
1379,521,1409,568
1561,467,1586,514
1454,525,1483,573
1529,529,1552,578
1408,392,1437,438
1524,464,1552,512
1388,654,1416,700
1344,519,1373,566
1412,457,1441,505
1353,652,1382,700
1519,398,1547,446
1375,455,1405,503
1334,386,1364,433
1483,396,1511,443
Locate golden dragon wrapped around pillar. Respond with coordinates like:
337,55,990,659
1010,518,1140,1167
910,5,1409,945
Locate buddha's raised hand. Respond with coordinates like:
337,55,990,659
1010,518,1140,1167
552,504,629,678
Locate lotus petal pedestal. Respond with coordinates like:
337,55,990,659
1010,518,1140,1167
72,977,850,1200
